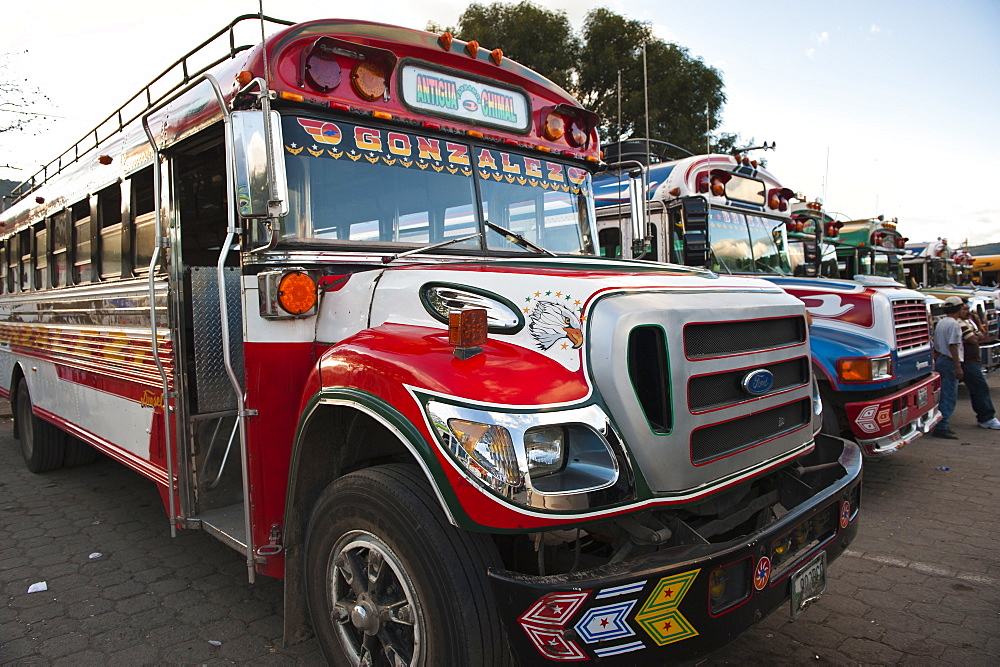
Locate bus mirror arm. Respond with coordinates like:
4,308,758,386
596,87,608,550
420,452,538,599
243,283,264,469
248,218,281,254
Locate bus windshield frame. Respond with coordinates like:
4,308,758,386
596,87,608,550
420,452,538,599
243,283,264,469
259,114,596,256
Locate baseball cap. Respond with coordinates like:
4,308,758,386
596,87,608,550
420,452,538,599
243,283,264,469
943,296,966,307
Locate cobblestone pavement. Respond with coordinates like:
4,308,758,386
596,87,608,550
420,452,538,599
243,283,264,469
2,379,999,665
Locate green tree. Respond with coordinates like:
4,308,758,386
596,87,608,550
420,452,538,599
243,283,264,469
454,2,578,91
435,3,745,157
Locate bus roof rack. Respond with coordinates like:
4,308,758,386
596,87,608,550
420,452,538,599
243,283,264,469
6,14,294,208
601,138,694,166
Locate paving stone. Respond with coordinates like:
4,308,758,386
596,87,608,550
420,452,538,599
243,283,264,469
2,381,999,664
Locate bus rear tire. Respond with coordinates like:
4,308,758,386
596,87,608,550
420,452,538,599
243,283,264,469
304,464,511,666
64,437,100,467
14,378,65,473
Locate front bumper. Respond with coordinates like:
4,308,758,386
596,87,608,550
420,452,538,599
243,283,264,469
844,372,941,456
489,435,862,664
981,342,1000,376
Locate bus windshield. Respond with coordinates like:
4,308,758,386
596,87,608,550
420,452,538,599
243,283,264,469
273,115,594,255
708,208,790,274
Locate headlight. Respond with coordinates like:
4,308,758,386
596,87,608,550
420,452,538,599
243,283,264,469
446,419,521,489
836,356,892,382
425,401,626,509
524,426,566,478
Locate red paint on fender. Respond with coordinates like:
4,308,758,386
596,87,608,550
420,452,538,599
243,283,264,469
319,323,589,405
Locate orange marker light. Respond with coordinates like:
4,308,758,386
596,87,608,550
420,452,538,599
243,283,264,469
543,113,565,141
490,48,503,65
352,61,387,101
439,32,453,51
236,70,254,86
449,308,488,359
277,271,318,315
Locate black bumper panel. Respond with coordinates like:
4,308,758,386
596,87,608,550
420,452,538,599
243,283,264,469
489,434,862,664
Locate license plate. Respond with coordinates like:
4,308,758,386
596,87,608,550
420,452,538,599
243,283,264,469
918,387,928,407
790,552,827,618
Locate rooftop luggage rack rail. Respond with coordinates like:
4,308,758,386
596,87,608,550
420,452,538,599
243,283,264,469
2,14,294,211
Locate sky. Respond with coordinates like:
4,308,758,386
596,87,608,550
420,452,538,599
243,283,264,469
2,0,998,246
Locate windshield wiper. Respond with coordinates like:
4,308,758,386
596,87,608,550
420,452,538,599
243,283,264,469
381,232,481,264
754,259,788,275
484,220,557,257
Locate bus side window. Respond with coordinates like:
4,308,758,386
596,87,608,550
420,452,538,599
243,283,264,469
98,183,123,280
72,198,93,284
5,236,17,292
51,210,71,288
598,227,621,258
19,228,32,291
35,222,49,290
131,167,157,274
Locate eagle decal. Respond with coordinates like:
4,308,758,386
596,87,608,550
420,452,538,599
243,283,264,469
529,300,584,350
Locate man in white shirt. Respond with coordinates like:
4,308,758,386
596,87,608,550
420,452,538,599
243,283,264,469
932,296,965,438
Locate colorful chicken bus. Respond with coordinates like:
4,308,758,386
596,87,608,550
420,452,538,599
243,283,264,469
0,18,862,664
594,144,941,458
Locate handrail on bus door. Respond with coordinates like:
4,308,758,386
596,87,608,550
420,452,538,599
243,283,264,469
142,73,258,584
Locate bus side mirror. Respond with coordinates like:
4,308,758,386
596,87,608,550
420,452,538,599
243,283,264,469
683,230,709,266
802,241,819,276
232,111,289,219
681,198,710,266
628,168,647,244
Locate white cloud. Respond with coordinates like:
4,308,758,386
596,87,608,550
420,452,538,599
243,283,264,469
870,24,881,33
806,48,816,59
816,31,830,45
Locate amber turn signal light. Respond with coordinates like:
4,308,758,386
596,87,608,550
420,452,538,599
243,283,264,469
277,271,318,316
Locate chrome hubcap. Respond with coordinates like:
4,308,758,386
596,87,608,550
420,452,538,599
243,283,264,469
330,531,422,666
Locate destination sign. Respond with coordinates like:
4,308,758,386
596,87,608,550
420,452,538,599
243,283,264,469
400,64,530,132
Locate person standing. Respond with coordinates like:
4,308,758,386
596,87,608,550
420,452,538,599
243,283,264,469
932,296,965,439
958,302,1000,429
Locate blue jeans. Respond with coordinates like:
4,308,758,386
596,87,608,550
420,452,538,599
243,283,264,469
936,356,959,431
961,362,996,423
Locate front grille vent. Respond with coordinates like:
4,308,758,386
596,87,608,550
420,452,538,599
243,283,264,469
688,357,809,412
691,399,810,465
684,316,806,359
628,326,671,433
892,299,931,352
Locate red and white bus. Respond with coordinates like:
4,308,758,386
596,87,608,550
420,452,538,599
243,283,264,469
1,17,860,664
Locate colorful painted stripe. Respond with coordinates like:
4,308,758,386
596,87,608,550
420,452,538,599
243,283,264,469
594,641,646,657
595,580,647,599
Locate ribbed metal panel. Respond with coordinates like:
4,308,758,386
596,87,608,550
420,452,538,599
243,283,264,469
688,357,809,412
684,316,806,358
690,399,810,464
892,299,931,352
191,267,243,414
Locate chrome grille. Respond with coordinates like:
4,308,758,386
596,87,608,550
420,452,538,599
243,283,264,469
892,299,931,352
688,357,809,412
684,316,806,358
691,399,810,465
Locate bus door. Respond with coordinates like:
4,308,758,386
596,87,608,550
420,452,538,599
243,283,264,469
166,125,248,546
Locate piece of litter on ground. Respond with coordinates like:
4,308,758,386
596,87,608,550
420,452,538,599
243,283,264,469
207,640,222,646
27,581,48,593
91,520,101,525
88,552,102,559
937,467,950,471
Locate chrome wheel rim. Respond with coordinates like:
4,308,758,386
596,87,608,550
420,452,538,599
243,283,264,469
329,530,424,666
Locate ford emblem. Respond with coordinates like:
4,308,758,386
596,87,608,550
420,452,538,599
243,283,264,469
741,369,774,396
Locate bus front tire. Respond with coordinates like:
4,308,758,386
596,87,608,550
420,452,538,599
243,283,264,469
304,464,510,666
14,378,65,473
